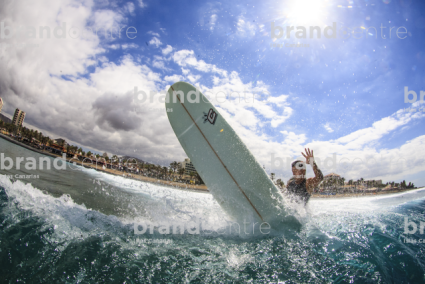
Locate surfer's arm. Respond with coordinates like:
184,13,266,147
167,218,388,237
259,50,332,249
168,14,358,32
306,162,323,193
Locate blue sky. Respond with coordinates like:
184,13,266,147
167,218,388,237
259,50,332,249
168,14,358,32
0,0,424,185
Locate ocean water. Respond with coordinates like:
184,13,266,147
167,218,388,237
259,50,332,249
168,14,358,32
1,138,425,283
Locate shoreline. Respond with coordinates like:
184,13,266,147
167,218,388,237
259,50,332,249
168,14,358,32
0,133,418,198
310,189,416,199
0,133,209,192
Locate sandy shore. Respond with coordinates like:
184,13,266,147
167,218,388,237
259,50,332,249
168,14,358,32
71,159,209,192
311,189,413,199
0,133,208,192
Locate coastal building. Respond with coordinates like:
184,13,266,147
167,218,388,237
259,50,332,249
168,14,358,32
319,173,344,189
348,179,382,187
46,138,67,154
323,173,343,183
12,108,26,126
53,138,68,147
0,97,3,113
178,158,197,175
0,113,12,124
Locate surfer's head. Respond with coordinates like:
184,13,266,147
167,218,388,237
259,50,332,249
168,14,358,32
292,160,306,179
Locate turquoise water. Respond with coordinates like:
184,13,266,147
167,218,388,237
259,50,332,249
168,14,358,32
1,138,425,283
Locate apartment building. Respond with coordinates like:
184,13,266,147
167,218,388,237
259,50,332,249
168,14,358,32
12,108,26,127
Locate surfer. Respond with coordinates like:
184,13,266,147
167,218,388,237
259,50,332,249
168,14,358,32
286,148,323,204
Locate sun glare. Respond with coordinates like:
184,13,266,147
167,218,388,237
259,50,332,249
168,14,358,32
285,0,328,26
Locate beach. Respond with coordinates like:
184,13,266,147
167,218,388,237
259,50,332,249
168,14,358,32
0,133,209,192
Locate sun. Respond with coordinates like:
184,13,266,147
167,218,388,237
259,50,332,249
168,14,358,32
284,0,328,26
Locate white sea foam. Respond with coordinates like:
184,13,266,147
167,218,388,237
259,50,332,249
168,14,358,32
308,187,425,215
0,173,233,238
1,171,424,242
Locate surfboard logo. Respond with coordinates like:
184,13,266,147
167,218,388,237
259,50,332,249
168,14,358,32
203,108,217,125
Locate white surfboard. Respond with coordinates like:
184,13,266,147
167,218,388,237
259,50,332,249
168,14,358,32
165,82,286,224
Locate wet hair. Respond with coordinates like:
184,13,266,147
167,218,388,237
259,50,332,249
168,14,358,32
291,160,303,168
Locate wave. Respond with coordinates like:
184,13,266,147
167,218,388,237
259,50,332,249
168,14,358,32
1,174,425,282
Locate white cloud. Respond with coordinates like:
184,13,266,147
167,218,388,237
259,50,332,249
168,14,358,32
201,72,292,128
162,45,173,55
121,43,138,49
267,95,289,107
324,123,334,133
148,31,160,37
173,50,227,77
152,60,166,69
164,75,184,83
153,61,171,71
151,55,171,70
149,37,162,48
187,74,201,83
281,131,307,145
125,2,135,14
108,44,120,49
97,56,109,63
236,16,256,37
0,0,182,165
210,14,217,31
298,110,425,182
137,0,147,8
91,9,124,31
335,111,417,150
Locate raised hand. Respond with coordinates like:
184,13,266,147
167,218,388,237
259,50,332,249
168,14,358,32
301,148,314,166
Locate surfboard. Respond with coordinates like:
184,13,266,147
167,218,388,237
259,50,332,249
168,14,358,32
165,82,285,224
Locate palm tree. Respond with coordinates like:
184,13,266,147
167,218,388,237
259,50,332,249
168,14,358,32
170,161,178,173
58,139,65,149
11,124,18,135
178,168,185,179
111,155,118,167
